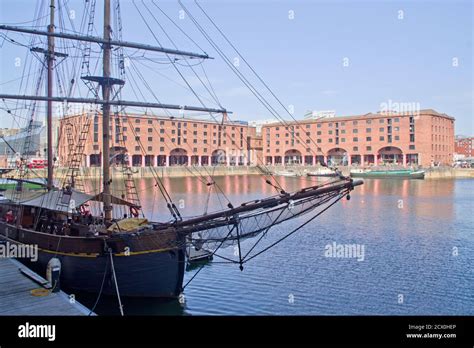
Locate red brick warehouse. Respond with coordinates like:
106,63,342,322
58,109,454,168
58,112,262,168
262,109,454,167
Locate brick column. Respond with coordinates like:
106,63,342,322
86,155,90,167
166,155,170,167
360,155,364,166
141,156,145,167
347,155,351,166
198,156,202,166
402,154,407,167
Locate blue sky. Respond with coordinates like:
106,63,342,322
0,0,473,134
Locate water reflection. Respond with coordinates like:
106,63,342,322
88,175,457,223
82,175,472,315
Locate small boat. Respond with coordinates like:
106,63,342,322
275,170,300,177
350,168,425,179
186,245,213,263
307,168,338,177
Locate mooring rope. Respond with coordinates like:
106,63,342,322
88,249,110,316
108,248,124,316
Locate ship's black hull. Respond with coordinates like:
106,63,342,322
18,248,185,298
0,223,186,298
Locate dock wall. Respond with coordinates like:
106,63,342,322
13,166,474,179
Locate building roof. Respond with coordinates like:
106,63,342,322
60,109,455,131
261,109,454,127
61,112,251,127
455,136,474,141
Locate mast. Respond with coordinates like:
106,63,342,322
0,94,228,114
46,0,55,191
0,24,212,59
102,0,112,222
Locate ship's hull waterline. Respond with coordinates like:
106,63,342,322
0,223,186,298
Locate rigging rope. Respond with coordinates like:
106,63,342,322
108,247,124,316
181,1,343,177
182,223,237,290
88,250,110,316
244,190,349,263
133,0,285,195
122,32,235,205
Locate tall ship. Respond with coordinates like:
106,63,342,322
0,0,362,303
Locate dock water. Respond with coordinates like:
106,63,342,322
12,166,474,179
